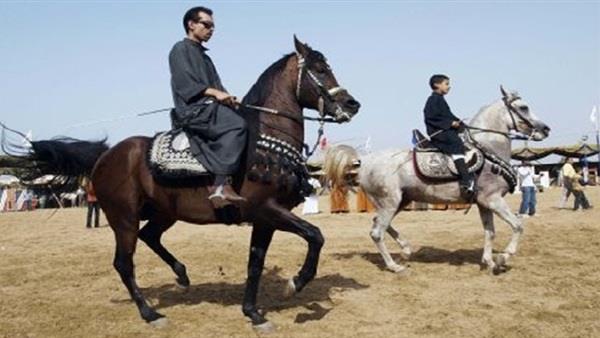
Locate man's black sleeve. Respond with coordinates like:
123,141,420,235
169,44,209,103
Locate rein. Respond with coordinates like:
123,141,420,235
245,53,349,159
463,126,518,192
463,96,538,141
463,125,531,141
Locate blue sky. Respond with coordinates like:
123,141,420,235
1,1,598,151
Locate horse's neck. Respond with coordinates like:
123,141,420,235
468,101,512,160
259,57,305,151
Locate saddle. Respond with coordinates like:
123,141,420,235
412,129,484,180
148,130,209,179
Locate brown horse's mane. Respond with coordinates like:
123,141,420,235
239,53,296,172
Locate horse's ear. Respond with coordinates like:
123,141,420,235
500,85,509,98
294,34,311,58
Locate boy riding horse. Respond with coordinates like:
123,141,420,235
423,74,475,198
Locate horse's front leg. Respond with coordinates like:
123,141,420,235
260,200,324,297
477,205,498,273
489,196,524,265
242,225,275,332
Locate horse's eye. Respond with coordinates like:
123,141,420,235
521,106,529,112
315,64,327,74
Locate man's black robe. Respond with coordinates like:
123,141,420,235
169,38,247,175
423,92,464,155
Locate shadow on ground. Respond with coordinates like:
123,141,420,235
136,266,368,322
332,246,484,270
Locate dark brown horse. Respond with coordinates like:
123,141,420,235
9,36,360,331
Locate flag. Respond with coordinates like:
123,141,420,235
364,136,371,153
320,136,328,149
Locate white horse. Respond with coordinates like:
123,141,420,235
324,87,550,274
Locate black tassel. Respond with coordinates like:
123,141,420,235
253,153,266,166
247,170,260,182
286,175,298,190
281,158,291,171
277,175,288,189
261,171,273,184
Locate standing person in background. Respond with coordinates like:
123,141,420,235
562,158,592,211
560,158,576,208
517,162,537,218
572,166,593,211
22,189,33,211
302,177,322,215
85,180,100,228
557,162,571,208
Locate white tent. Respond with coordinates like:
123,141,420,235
0,175,19,187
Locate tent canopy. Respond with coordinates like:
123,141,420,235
0,174,19,187
512,143,599,161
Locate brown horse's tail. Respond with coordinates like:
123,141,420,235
1,123,109,190
322,144,361,188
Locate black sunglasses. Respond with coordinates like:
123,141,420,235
197,21,215,29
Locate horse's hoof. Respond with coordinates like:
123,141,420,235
400,247,413,259
388,264,409,275
253,321,276,334
283,278,296,298
175,280,190,292
492,265,506,275
149,317,169,328
488,262,507,276
493,254,507,267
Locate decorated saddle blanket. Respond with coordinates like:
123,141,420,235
148,131,209,179
148,131,314,203
412,129,484,180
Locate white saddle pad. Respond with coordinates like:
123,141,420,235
149,131,208,178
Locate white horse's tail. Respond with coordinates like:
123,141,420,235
322,144,361,188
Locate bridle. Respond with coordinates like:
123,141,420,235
295,53,351,122
242,53,352,125
465,95,540,141
502,94,537,135
244,53,354,158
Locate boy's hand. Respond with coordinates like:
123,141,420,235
451,120,461,129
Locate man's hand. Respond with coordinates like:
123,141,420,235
451,120,462,129
205,88,239,108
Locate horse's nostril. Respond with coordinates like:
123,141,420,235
346,99,360,109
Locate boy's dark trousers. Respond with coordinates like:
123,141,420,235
86,202,100,228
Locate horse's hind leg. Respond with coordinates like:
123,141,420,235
386,226,413,258
109,213,165,324
138,216,190,290
385,200,413,258
370,203,407,273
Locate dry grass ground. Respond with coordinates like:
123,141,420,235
1,188,599,338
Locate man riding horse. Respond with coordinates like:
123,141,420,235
169,6,246,208
423,74,475,198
